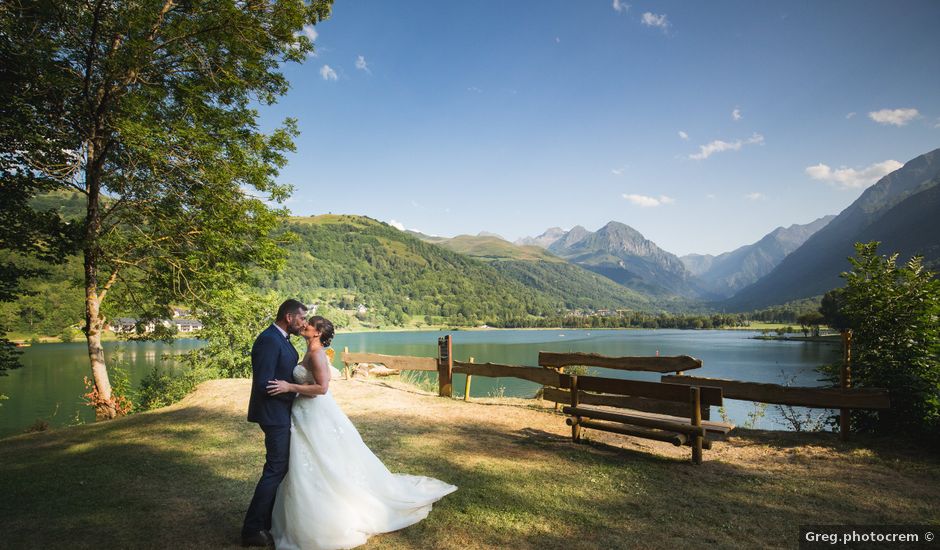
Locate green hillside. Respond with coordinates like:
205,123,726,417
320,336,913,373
417,234,652,311
263,215,564,327
432,234,564,262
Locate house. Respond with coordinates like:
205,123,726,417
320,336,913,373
109,318,138,333
356,304,368,315
173,319,203,333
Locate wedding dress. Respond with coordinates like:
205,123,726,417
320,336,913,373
271,363,457,550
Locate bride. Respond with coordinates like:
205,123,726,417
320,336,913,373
266,316,456,550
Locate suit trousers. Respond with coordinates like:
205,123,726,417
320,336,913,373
243,424,291,534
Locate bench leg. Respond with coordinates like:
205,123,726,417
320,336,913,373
571,416,581,443
690,386,703,465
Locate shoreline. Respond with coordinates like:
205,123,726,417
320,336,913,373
6,325,791,346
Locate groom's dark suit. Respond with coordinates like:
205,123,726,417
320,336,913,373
243,324,299,537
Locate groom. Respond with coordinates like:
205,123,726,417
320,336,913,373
242,299,308,547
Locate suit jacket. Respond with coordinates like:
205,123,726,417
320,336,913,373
247,324,299,426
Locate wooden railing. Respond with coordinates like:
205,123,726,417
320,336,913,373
660,375,891,409
340,334,890,440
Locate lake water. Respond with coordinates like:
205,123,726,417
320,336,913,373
0,329,840,438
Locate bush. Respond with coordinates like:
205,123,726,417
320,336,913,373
820,242,940,442
137,364,216,411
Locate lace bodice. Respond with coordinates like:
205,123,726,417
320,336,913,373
292,364,315,384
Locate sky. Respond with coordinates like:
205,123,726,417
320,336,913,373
259,0,940,256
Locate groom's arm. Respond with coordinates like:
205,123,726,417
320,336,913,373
251,335,293,402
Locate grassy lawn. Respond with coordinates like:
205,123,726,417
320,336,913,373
1,378,937,549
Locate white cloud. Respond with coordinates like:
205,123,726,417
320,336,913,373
389,220,405,231
846,112,856,119
612,0,629,13
732,108,742,121
868,108,919,126
355,55,370,73
319,64,337,81
555,36,561,43
805,159,903,190
641,12,669,30
622,194,675,207
689,133,764,160
467,86,483,93
934,117,940,129
678,130,689,141
706,194,716,200
744,192,764,201
611,168,624,176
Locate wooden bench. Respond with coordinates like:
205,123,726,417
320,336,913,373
561,375,732,464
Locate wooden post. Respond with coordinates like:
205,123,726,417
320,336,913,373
840,330,853,441
464,357,474,401
690,386,703,465
437,335,453,398
342,346,350,380
554,367,563,411
570,375,581,443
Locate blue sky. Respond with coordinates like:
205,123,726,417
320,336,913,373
260,0,940,256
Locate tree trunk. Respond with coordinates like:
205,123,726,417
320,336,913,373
85,291,115,420
83,140,116,420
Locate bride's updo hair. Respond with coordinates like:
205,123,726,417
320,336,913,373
308,315,335,347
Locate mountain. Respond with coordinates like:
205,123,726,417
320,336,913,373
725,147,940,310
547,225,591,253
415,232,652,310
514,227,566,248
427,234,562,262
681,215,835,299
547,221,701,298
269,215,562,325
476,231,505,240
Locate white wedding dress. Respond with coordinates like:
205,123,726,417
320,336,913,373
271,364,457,550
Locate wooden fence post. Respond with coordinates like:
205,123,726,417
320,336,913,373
464,357,473,401
690,386,703,465
438,335,453,398
840,330,853,441
570,375,581,443
342,346,350,380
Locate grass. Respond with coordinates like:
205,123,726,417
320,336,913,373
1,378,938,549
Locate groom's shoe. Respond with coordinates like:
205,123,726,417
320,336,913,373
241,530,273,548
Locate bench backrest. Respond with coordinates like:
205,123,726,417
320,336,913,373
539,351,702,373
562,374,723,407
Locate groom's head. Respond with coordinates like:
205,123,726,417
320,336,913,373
276,299,308,336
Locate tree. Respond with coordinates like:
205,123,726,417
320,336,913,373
797,311,825,337
1,0,333,419
826,242,940,439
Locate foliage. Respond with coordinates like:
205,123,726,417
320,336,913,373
59,327,80,343
267,216,560,326
820,242,940,440
819,288,851,331
82,373,133,417
772,372,832,432
745,297,825,324
181,284,283,379
0,0,333,416
137,364,215,411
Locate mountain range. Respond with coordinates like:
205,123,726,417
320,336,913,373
725,147,940,309
680,216,835,299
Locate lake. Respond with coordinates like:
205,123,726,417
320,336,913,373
0,329,840,438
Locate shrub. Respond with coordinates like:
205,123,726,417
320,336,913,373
820,242,940,442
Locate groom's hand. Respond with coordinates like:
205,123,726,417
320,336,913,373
267,379,291,396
